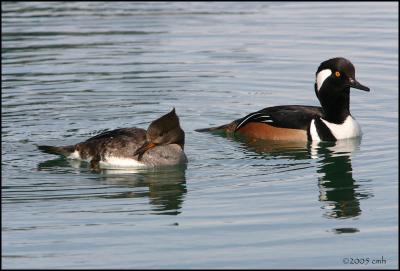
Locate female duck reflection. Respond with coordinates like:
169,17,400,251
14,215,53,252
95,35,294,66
234,137,372,219
38,160,187,216
99,167,187,216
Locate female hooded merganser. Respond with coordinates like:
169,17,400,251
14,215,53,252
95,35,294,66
196,57,370,141
38,108,187,169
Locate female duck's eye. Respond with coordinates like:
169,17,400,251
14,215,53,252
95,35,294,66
335,71,341,77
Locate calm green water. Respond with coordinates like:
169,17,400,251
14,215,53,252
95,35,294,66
2,2,398,269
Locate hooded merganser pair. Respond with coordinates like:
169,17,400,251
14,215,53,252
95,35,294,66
38,57,369,169
196,57,370,141
38,108,187,169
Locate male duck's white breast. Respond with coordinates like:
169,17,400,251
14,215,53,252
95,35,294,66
321,115,362,140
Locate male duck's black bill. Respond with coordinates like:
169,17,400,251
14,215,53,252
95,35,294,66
348,77,370,92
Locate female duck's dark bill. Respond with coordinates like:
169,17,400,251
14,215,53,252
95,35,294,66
348,77,370,91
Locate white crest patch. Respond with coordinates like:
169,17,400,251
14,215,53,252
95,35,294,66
320,116,362,140
316,69,332,91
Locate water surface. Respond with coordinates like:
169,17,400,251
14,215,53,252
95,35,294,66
2,2,398,269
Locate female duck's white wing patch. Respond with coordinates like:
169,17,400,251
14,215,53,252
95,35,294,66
320,116,362,140
67,150,92,162
68,150,81,159
99,156,147,169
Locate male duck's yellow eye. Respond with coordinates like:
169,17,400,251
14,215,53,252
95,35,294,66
335,71,341,77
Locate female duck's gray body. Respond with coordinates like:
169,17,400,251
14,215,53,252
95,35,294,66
38,108,187,169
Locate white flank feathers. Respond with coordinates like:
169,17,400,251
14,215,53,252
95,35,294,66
236,112,262,129
309,119,321,141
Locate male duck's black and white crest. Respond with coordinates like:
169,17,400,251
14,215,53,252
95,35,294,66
196,57,370,142
310,57,370,141
38,108,187,169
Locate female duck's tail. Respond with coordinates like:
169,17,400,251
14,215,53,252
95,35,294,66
37,145,75,156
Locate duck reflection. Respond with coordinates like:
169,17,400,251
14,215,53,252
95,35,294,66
99,166,187,215
233,135,310,159
313,139,371,219
38,158,187,215
233,135,372,219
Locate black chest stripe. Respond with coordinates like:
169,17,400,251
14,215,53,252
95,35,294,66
314,118,337,141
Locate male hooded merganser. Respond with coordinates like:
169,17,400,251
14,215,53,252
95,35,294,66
196,57,370,141
38,108,187,169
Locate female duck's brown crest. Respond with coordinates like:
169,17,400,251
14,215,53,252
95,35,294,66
134,108,185,160
147,108,179,140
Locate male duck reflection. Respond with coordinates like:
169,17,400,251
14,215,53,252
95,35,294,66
38,108,187,169
196,57,370,141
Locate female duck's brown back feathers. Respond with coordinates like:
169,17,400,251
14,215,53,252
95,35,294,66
38,127,147,161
